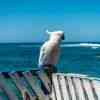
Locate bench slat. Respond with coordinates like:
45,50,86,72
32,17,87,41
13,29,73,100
92,80,100,100
82,79,95,100
23,71,50,100
67,77,77,100
0,74,19,100
37,71,51,93
9,72,36,100
52,75,62,100
72,78,86,100
58,75,70,100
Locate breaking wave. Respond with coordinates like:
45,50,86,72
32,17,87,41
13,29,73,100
61,43,100,48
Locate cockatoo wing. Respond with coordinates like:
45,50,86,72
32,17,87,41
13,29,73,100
38,42,52,66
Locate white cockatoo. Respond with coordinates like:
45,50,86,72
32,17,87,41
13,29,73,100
38,30,65,70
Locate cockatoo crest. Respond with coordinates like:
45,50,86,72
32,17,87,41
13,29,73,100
46,29,64,35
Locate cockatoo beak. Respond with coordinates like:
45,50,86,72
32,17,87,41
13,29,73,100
61,34,65,40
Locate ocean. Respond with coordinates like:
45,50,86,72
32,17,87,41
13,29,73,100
0,43,100,78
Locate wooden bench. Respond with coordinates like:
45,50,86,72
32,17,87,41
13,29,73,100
0,70,51,100
0,70,100,100
51,73,100,100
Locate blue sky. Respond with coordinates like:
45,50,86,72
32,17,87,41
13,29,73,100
0,0,100,42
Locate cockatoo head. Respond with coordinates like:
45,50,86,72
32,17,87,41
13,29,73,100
46,30,65,41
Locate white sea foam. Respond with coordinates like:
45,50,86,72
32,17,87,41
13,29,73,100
61,43,100,48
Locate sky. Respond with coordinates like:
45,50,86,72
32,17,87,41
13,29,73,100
0,0,100,42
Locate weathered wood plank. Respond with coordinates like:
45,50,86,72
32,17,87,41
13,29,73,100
0,73,19,100
37,71,51,93
81,79,95,100
67,77,77,100
92,80,100,100
50,83,56,100
58,75,70,100
0,87,8,100
52,75,62,100
23,71,49,100
72,78,85,100
9,72,36,100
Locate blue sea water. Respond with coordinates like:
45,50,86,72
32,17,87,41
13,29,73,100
0,43,100,77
